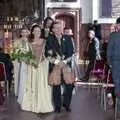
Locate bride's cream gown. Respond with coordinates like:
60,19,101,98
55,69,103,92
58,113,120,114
21,41,53,113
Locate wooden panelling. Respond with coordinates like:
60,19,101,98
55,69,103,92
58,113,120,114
101,24,112,42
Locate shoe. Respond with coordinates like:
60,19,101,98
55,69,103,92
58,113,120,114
107,93,114,108
116,112,120,120
54,108,61,113
80,77,88,82
63,104,71,112
65,107,71,112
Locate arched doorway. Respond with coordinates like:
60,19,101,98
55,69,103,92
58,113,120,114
47,8,81,59
55,14,75,38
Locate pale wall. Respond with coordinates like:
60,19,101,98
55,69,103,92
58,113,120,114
45,0,93,23
80,0,93,23
44,0,116,24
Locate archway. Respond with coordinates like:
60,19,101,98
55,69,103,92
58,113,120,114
47,8,81,59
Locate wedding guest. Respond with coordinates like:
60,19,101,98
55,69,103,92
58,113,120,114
81,30,101,81
45,22,74,113
11,26,29,97
107,17,120,114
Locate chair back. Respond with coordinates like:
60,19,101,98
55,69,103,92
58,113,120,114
107,69,113,84
91,60,105,77
0,62,6,81
0,62,8,97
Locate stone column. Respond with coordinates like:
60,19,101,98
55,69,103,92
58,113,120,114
112,0,120,18
39,0,45,21
92,0,99,21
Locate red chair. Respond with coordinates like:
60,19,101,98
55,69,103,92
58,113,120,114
106,69,113,84
105,71,120,120
102,69,114,111
0,85,4,105
89,60,106,106
0,63,5,81
90,60,106,82
0,62,9,97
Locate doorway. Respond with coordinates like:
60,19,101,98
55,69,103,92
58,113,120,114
47,8,81,58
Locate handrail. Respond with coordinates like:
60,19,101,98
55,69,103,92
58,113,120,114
75,81,114,88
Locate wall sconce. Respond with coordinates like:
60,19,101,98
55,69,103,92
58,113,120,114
34,10,39,18
7,17,9,21
15,16,19,21
10,17,13,21
4,24,7,29
4,30,9,39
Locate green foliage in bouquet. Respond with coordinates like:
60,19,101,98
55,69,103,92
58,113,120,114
10,47,22,61
10,47,38,68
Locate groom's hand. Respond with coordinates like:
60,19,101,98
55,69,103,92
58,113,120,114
54,59,60,65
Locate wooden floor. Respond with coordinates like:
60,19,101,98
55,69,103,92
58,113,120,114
0,87,114,120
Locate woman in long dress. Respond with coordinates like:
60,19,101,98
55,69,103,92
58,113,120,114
12,27,29,97
17,28,30,104
21,24,53,113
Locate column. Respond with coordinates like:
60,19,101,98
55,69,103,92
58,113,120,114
92,0,99,21
39,0,45,21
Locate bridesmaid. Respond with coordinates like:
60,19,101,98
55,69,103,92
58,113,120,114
12,26,29,97
17,27,30,104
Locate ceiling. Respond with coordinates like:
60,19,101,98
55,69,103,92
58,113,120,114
0,0,42,17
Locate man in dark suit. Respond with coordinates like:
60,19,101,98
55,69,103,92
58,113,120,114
93,20,101,41
45,21,74,113
81,30,101,81
107,17,120,114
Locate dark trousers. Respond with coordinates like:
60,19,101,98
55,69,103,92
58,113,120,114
53,84,74,110
84,59,94,80
111,61,120,96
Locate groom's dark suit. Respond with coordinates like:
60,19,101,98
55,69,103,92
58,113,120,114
45,34,74,112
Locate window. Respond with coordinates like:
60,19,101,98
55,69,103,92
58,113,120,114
100,0,112,17
51,0,77,2
112,1,120,18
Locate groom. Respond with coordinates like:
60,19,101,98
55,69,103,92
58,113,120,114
45,21,74,113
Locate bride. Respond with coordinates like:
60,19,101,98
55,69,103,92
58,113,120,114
20,24,53,113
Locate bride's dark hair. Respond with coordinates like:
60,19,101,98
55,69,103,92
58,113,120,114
29,24,43,42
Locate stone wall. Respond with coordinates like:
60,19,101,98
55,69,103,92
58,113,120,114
112,0,120,18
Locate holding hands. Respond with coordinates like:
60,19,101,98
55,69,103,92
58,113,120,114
96,55,101,60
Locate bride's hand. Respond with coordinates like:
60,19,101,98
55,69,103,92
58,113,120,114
54,59,60,65
58,62,65,68
48,50,53,55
